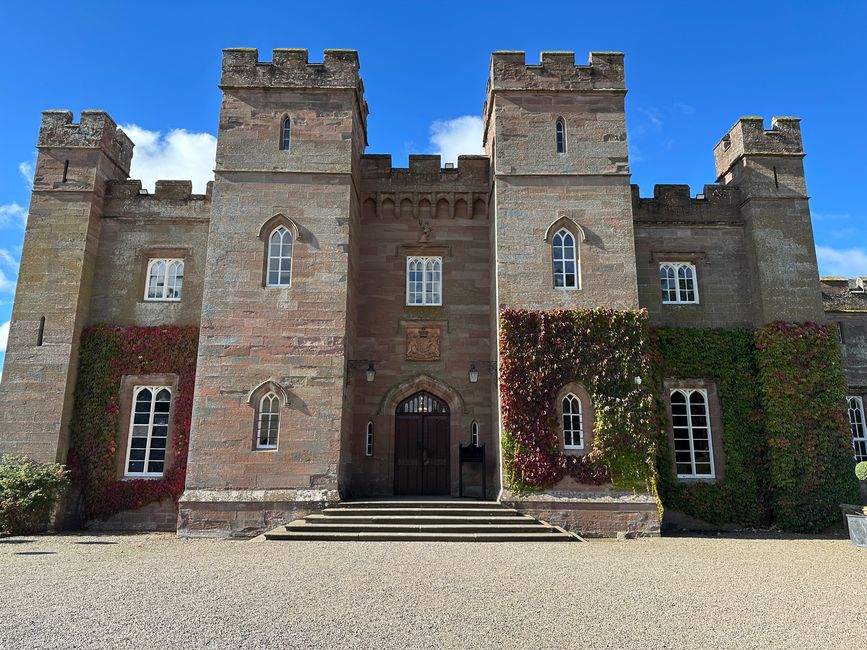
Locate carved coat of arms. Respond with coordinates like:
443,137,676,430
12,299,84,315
406,326,441,361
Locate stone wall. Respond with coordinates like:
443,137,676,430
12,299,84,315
179,49,367,537
345,154,497,499
713,117,825,325
88,179,211,326
0,111,132,464
633,184,754,327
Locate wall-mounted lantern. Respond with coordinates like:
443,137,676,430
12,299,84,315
468,361,497,384
347,360,377,384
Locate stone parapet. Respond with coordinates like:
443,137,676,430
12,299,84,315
221,48,363,91
714,116,804,180
632,184,744,223
38,110,133,174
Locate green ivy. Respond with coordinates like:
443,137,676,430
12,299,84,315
499,308,658,493
755,322,859,532
653,328,768,527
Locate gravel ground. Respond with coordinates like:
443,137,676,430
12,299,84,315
0,532,864,649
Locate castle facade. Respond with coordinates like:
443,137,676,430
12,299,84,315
1,48,864,537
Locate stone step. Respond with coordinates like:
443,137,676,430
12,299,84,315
304,514,530,525
264,530,576,542
321,507,518,518
338,500,503,509
286,521,552,533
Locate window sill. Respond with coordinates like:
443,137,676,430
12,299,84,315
676,475,717,482
143,299,182,303
121,474,165,480
255,446,278,452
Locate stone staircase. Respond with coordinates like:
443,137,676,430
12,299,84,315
264,500,578,542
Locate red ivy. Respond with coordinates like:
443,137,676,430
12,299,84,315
499,308,657,491
67,324,199,520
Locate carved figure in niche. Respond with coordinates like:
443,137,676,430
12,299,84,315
418,221,433,243
406,326,441,361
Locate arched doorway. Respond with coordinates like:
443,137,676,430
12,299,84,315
394,391,450,495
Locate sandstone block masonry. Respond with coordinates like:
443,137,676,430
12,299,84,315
0,48,861,538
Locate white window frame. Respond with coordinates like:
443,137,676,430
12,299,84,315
562,393,584,450
124,386,172,478
406,256,442,306
144,258,184,302
660,262,699,305
848,395,867,462
671,388,715,479
471,421,480,446
552,229,580,291
555,118,567,154
255,393,280,450
266,226,293,288
365,421,374,457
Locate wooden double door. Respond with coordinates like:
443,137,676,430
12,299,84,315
394,392,450,496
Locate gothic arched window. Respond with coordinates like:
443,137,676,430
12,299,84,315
125,386,172,477
256,392,280,449
266,226,293,287
280,116,291,151
552,229,579,290
556,118,566,154
145,258,184,301
562,393,583,449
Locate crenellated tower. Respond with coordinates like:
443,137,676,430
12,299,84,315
179,49,368,535
484,51,639,311
0,111,132,464
713,117,825,324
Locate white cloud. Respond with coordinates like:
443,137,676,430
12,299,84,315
816,245,867,277
0,249,16,268
120,124,217,194
0,320,9,353
428,116,485,165
0,203,27,229
18,156,35,188
0,269,15,294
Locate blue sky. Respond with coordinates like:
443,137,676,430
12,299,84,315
0,1,865,375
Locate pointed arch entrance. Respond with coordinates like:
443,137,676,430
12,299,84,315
394,391,451,495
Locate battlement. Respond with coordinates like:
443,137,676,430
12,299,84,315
713,116,803,178
106,179,213,201
38,110,134,174
632,184,743,222
220,48,363,92
361,154,490,185
486,50,625,95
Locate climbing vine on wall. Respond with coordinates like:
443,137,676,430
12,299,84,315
652,328,768,527
499,308,658,492
67,324,199,520
755,322,859,533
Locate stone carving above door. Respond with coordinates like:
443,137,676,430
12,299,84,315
406,326,442,361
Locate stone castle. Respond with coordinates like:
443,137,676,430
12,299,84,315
1,48,864,537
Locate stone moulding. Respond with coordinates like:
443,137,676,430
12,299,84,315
179,489,340,503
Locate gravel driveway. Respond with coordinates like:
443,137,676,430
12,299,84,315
1,532,864,649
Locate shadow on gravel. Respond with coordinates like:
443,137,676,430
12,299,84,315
13,551,56,556
73,540,119,545
0,539,35,544
664,530,847,541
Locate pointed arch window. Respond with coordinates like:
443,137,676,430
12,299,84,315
280,116,291,151
671,389,714,478
125,387,172,477
660,262,698,304
471,421,480,446
256,393,280,449
267,226,293,287
365,421,374,457
556,118,566,154
848,396,867,462
145,258,184,301
552,229,579,290
562,393,583,449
